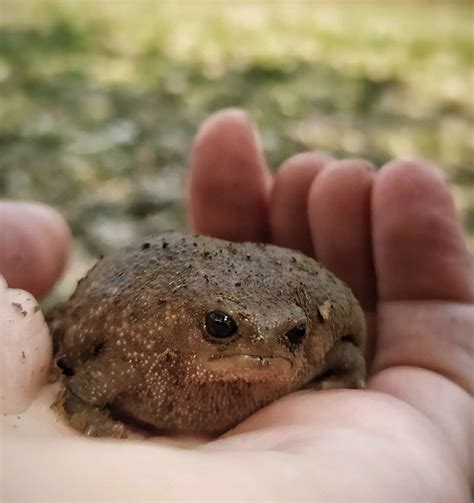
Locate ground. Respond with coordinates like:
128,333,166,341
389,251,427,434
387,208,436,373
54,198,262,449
0,1,472,302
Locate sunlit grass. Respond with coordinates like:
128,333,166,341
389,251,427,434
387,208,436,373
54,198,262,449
1,1,473,272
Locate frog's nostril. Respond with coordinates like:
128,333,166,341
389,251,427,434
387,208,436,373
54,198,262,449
285,324,306,346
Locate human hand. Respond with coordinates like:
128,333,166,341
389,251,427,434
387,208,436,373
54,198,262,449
2,110,473,501
189,109,473,500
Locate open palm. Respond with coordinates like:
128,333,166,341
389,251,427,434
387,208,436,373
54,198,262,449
2,109,472,501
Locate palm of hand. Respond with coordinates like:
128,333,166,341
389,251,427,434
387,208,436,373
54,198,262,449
2,109,472,501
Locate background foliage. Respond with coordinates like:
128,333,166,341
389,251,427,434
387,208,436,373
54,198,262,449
1,1,472,299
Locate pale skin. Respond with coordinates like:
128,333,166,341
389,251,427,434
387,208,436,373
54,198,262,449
1,108,472,501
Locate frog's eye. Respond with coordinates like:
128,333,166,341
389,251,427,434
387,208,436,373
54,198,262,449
205,311,238,340
285,324,306,346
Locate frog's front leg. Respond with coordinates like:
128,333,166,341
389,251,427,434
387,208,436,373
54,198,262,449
306,337,366,391
58,357,135,438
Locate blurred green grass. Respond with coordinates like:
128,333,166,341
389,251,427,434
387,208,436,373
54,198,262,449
0,1,473,298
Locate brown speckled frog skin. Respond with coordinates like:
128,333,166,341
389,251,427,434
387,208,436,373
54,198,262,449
49,232,366,438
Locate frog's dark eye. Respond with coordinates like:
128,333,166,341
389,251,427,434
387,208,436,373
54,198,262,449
285,324,306,346
205,311,238,340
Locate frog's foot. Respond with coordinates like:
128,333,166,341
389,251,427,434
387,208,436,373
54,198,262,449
59,387,127,438
305,337,366,391
54,353,136,437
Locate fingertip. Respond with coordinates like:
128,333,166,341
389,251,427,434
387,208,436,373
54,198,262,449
192,108,259,149
0,278,52,414
373,159,473,302
188,108,271,242
0,201,71,299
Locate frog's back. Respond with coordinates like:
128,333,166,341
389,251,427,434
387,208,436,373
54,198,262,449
51,232,364,369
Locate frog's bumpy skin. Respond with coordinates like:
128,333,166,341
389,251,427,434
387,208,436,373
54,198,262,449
50,233,366,436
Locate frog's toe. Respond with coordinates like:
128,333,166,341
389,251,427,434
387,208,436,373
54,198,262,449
62,387,128,438
67,405,128,438
82,418,127,438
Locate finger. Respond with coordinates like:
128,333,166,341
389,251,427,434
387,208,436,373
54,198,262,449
307,160,376,311
370,160,473,475
269,152,332,256
0,201,71,299
0,277,52,414
372,159,473,302
187,108,272,242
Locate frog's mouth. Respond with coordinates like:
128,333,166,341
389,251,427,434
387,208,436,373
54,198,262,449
206,354,292,372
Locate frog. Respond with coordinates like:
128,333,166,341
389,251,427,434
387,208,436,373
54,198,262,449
48,232,366,438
